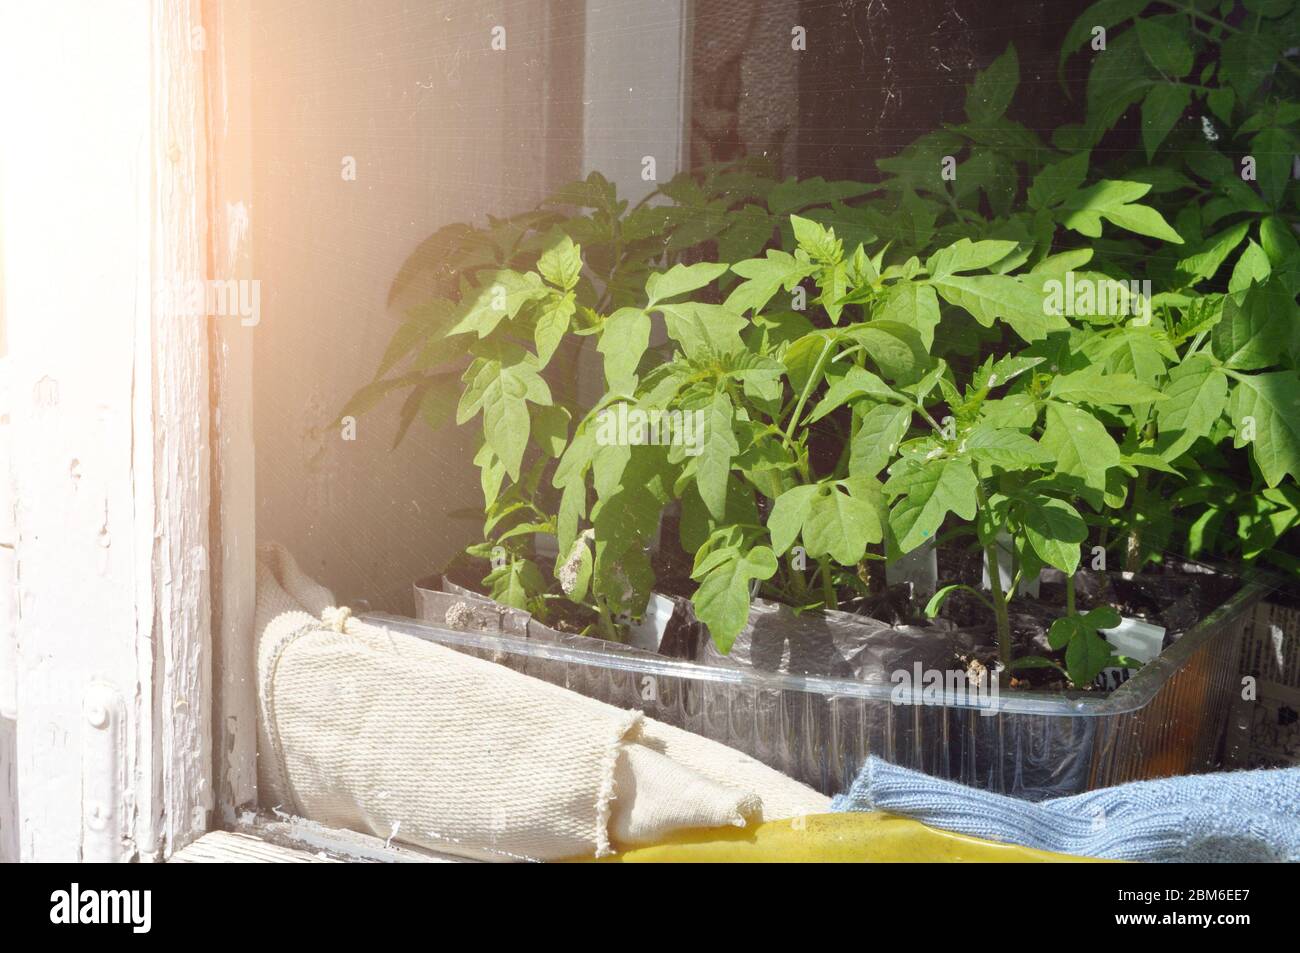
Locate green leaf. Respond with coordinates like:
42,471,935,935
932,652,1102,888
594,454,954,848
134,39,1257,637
1041,401,1120,492
657,302,747,360
339,372,424,420
482,361,551,480
1084,29,1155,141
556,533,593,602
1047,604,1123,685
924,583,993,617
555,478,585,555
716,203,775,262
1065,628,1114,686
416,374,461,436
980,394,1039,430
1230,241,1272,294
476,444,506,509
791,215,843,262
449,270,548,337
768,484,819,555
1009,655,1070,677
645,262,730,307
486,558,547,611
1061,180,1183,243
1212,281,1294,370
783,331,834,396
818,261,850,324
1084,605,1122,631
1027,151,1090,210
533,293,575,368
878,282,941,349
1059,0,1149,85
696,390,740,519
1022,497,1087,573
590,448,673,614
544,171,620,212
925,239,1019,280
1098,202,1185,244
931,274,1062,342
1243,0,1295,14
725,250,818,315
1120,449,1181,475
1229,371,1300,487
373,299,458,378
598,308,651,390
531,404,570,458
1221,32,1282,101
1047,615,1080,651
1177,221,1250,285
967,427,1052,469
841,320,931,383
1157,353,1229,461
537,234,583,291
802,483,883,564
1048,367,1166,405
1140,84,1191,161
1252,126,1296,209
1261,216,1300,268
809,366,899,423
692,546,777,653
965,45,1019,125
1135,17,1193,78
1206,86,1235,125
1101,330,1167,385
850,403,914,478
767,177,874,216
885,457,979,553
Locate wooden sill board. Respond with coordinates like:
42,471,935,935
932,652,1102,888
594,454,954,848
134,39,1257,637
170,830,338,863
168,813,479,863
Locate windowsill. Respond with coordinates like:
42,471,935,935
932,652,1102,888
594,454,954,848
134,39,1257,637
185,813,477,863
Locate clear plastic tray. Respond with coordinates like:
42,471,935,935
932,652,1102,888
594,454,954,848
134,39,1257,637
363,580,1263,800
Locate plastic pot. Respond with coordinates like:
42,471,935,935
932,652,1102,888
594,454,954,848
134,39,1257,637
394,574,1264,799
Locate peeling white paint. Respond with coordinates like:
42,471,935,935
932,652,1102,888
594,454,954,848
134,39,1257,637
0,0,212,861
204,0,260,822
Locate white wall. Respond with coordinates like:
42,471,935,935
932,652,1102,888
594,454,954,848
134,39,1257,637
248,1,691,612
249,1,580,611
582,0,691,201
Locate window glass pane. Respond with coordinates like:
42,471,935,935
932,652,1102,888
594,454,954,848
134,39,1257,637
239,0,1298,860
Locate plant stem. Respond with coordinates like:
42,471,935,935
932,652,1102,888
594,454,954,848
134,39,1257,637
820,560,838,611
1066,571,1077,616
1125,470,1149,573
914,401,946,437
974,485,1014,684
1164,2,1300,79
595,600,622,643
784,338,834,446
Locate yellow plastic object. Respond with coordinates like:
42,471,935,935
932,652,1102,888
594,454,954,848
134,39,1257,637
596,812,1107,863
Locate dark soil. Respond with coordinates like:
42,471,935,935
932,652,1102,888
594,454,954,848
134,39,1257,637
437,543,1242,693
440,555,601,635
875,561,1239,691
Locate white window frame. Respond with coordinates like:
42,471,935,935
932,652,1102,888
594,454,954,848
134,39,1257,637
2,0,213,862
0,0,695,863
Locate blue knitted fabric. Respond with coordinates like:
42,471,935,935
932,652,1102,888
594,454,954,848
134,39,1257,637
832,756,1300,862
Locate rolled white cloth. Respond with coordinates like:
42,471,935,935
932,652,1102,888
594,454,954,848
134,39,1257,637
255,543,829,861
